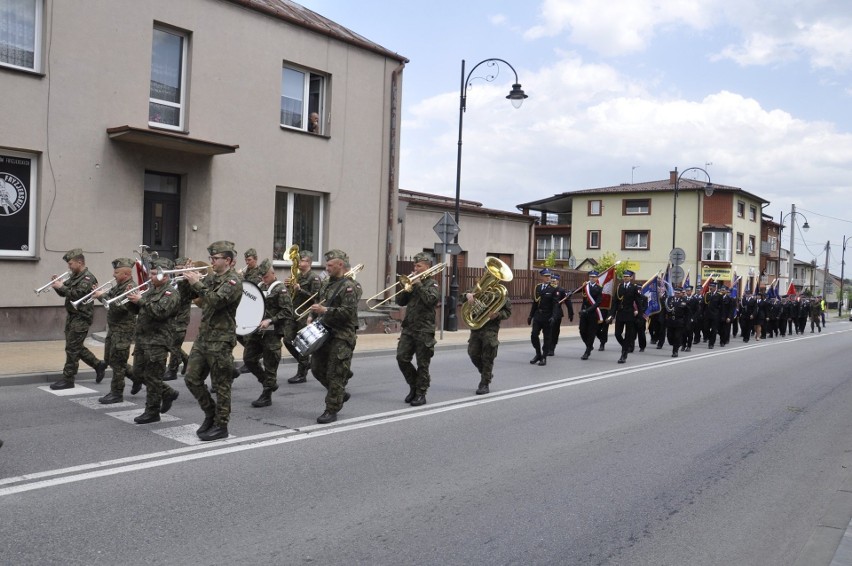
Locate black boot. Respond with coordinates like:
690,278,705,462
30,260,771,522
410,394,426,406
317,410,337,424
50,379,74,390
476,382,490,395
404,386,416,404
94,360,108,384
196,412,215,435
581,348,591,360
161,389,179,413
537,356,547,366
251,388,273,408
618,353,627,364
288,368,308,384
130,380,143,395
672,350,679,357
198,425,228,441
99,392,124,404
529,354,541,364
162,368,178,381
134,410,160,424
598,344,605,351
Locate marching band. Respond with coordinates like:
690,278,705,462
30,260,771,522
34,246,827,441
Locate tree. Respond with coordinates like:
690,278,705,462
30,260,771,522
595,251,627,279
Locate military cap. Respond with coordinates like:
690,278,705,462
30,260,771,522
244,248,257,259
551,273,561,280
208,240,236,256
63,248,84,262
175,257,189,266
299,250,314,260
539,268,552,276
258,258,272,275
683,285,693,290
709,281,717,286
150,257,174,270
674,286,684,292
413,252,433,265
324,249,349,263
111,257,135,269
623,269,635,277
588,270,599,277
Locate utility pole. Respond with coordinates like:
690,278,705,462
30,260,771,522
823,240,830,301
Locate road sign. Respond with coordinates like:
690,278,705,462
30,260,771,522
669,247,686,265
670,265,685,284
434,242,463,256
433,212,460,245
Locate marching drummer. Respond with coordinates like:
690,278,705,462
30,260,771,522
181,241,243,441
242,259,293,408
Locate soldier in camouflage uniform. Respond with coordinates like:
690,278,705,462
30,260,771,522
164,256,192,381
395,252,440,406
285,250,322,384
462,287,511,395
244,259,293,408
181,241,243,441
128,258,181,424
94,257,139,403
308,249,361,424
49,248,107,390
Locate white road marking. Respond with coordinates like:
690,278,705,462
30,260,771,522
38,384,98,396
153,424,235,445
105,409,181,424
69,397,137,410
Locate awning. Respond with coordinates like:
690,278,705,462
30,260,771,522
107,126,239,156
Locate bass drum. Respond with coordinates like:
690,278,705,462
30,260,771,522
235,281,265,336
293,321,330,357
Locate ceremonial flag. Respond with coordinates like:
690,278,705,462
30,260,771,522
641,273,662,317
766,278,777,299
598,263,619,312
701,273,715,295
683,270,691,289
786,280,796,297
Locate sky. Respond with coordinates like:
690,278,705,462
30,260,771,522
299,0,852,273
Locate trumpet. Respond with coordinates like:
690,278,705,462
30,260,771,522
71,278,116,309
366,262,447,310
295,263,364,320
34,271,70,294
104,281,150,307
155,264,211,281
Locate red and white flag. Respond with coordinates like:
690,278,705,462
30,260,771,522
598,262,619,312
786,280,796,297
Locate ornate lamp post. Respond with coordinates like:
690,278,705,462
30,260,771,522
778,205,809,293
446,58,527,331
671,166,713,285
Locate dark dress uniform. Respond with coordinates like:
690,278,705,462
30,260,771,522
683,288,700,350
396,253,440,405
311,250,362,421
740,294,755,342
528,273,558,365
579,277,603,359
665,293,689,356
612,273,640,363
719,289,735,346
548,278,574,356
51,249,106,389
286,259,322,383
703,286,722,348
183,241,243,441
463,290,511,395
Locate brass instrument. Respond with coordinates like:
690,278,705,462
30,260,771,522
71,278,116,309
34,271,70,294
155,263,211,281
366,262,447,310
104,281,150,307
295,263,364,320
286,244,300,299
461,257,514,330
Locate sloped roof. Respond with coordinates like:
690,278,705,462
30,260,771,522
222,0,408,63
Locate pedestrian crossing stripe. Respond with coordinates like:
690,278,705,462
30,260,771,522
38,384,98,396
70,396,137,410
153,424,235,445
105,409,181,425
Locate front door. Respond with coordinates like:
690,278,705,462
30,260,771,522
143,172,181,261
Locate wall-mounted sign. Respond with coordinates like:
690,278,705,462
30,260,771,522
0,151,37,257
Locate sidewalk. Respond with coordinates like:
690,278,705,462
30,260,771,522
0,325,554,386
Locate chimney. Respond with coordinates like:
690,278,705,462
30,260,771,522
669,170,677,185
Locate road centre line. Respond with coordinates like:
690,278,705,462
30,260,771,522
0,329,842,497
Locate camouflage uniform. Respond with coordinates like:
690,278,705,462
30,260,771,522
285,254,322,380
244,260,293,393
132,266,180,416
395,252,440,400
166,257,192,375
183,242,243,430
311,251,361,413
53,249,104,385
463,291,511,390
99,259,138,396
236,248,262,353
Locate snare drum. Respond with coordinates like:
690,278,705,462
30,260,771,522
293,321,330,357
235,281,265,336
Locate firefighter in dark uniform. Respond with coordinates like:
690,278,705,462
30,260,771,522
528,268,558,366
611,269,640,364
579,270,603,360
665,287,690,357
547,273,574,356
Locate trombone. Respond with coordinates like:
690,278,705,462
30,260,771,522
71,278,116,309
34,271,70,294
366,262,446,310
104,281,150,308
294,263,364,320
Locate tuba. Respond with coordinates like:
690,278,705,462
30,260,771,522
286,244,300,299
462,257,514,330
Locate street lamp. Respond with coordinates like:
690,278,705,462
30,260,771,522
672,166,713,284
446,58,527,331
778,205,809,294
839,235,852,317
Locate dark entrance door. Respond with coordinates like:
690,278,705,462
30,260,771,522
143,172,181,261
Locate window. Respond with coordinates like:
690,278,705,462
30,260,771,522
273,189,324,264
702,230,731,262
622,230,649,250
736,233,744,254
748,235,756,255
149,26,188,130
769,235,777,252
623,198,650,215
587,230,600,249
588,200,602,216
737,201,745,218
0,0,42,71
767,260,777,276
749,205,757,222
535,235,569,260
281,64,327,133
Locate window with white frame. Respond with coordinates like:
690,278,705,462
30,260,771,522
0,0,42,72
623,230,649,250
702,230,731,262
273,189,324,264
536,235,569,260
588,200,601,216
149,26,188,130
281,64,327,133
749,205,757,221
736,232,744,254
587,230,600,249
623,198,650,215
737,201,745,218
748,235,756,255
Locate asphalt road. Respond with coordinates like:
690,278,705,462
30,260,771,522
2,325,851,565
